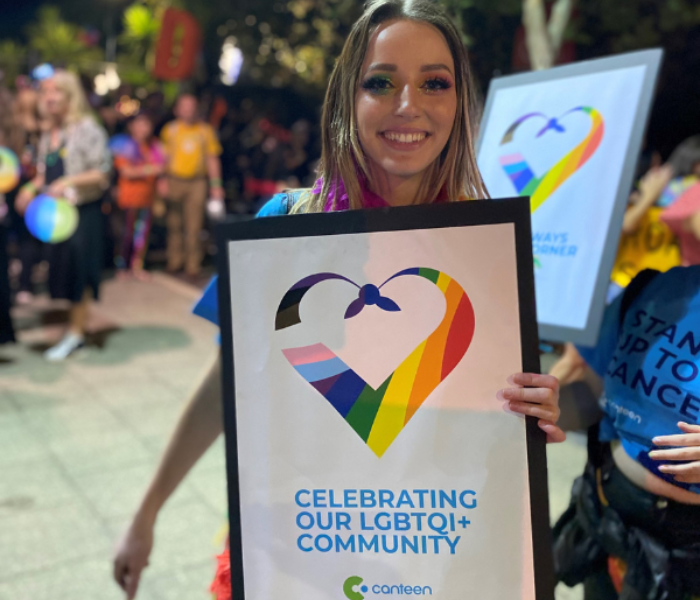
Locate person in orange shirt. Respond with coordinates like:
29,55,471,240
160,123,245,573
114,113,165,281
160,94,224,277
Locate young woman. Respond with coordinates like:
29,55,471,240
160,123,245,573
113,112,165,281
552,267,700,599
15,70,111,361
113,2,564,598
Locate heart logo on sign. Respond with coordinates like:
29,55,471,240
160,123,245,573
276,268,475,457
499,106,605,213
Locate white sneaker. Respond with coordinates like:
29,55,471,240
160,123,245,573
44,333,85,362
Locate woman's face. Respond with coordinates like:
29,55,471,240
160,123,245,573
129,115,153,142
355,19,457,182
40,78,69,120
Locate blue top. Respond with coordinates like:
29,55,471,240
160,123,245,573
192,192,293,327
578,266,700,493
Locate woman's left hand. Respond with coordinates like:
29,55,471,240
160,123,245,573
500,373,565,443
47,178,68,198
650,422,700,484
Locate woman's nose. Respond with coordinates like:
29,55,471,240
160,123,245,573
396,84,421,119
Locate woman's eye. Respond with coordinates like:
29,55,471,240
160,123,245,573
361,76,393,94
422,77,452,92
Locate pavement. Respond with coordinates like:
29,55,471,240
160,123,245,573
0,273,586,600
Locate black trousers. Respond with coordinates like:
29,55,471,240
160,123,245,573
584,454,700,599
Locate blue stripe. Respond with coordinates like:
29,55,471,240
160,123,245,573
294,357,349,382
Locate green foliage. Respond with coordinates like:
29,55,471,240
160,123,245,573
26,6,104,73
0,40,28,86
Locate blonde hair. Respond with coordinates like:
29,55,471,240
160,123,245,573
295,0,488,213
40,69,93,126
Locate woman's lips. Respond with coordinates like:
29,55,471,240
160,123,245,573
379,130,431,151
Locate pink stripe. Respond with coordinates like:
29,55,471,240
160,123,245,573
282,343,336,366
499,153,524,166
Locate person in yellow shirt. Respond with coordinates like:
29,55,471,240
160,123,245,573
609,164,681,301
160,94,223,276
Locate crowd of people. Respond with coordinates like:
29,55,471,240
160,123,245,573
2,0,700,599
0,69,319,359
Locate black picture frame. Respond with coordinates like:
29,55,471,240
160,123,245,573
215,197,553,600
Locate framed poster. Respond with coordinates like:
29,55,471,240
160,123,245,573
216,199,552,600
477,49,663,346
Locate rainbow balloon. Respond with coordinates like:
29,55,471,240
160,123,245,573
499,107,605,213
277,268,475,457
25,194,79,243
0,147,20,193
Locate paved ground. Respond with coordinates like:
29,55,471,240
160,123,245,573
0,274,586,599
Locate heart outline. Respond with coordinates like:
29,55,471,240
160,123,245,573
276,268,476,457
499,106,605,213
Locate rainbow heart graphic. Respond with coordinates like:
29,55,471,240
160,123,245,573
499,106,605,213
276,268,475,458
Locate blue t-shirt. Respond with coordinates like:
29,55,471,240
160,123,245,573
192,192,291,327
578,266,700,493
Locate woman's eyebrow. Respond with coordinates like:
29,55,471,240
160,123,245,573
366,63,454,75
421,63,453,75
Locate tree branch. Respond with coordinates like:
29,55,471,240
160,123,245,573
522,0,553,70
547,0,575,58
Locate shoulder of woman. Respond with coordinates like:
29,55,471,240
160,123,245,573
256,188,312,217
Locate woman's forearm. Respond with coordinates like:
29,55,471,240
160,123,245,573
136,354,224,522
65,169,109,189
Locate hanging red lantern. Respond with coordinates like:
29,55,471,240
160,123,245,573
153,8,202,81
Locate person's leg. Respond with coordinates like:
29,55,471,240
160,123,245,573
44,288,91,361
165,179,185,272
117,209,136,276
183,179,207,276
131,208,153,281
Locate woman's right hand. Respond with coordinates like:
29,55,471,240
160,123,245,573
113,512,155,599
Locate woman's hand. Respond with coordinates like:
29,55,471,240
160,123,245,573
650,422,700,484
113,512,155,600
500,373,566,443
46,177,68,198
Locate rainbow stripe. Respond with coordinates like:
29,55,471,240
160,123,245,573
499,107,605,213
277,268,475,457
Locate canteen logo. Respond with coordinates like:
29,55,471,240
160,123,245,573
343,575,434,597
344,576,368,599
276,268,475,458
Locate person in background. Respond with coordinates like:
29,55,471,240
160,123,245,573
12,86,45,304
659,135,700,266
607,164,680,302
15,70,111,361
160,94,223,277
0,82,20,345
113,112,165,281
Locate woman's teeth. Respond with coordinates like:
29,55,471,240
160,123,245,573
383,131,427,143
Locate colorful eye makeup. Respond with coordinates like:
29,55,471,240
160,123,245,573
361,74,394,95
360,74,454,96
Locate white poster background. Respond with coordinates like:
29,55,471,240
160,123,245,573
477,65,647,330
228,224,536,599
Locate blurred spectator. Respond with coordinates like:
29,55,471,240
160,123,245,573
660,135,700,265
113,112,165,281
160,94,223,277
15,70,111,361
0,83,19,345
11,86,45,304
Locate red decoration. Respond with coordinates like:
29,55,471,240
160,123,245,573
210,547,232,600
153,8,202,81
